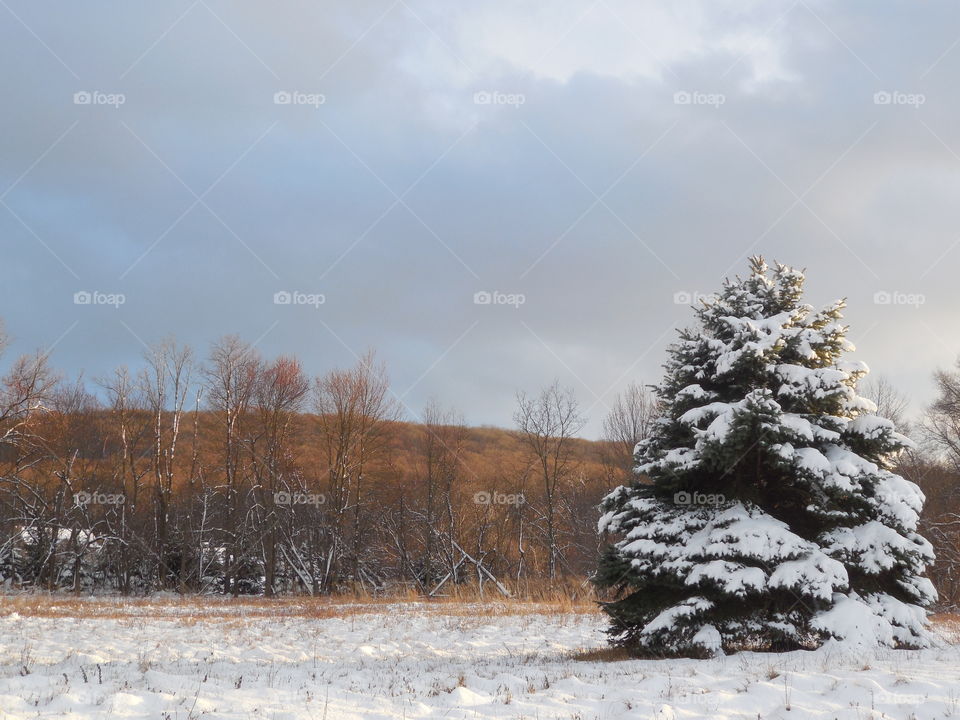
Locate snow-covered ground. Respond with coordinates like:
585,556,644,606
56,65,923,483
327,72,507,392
1,600,959,719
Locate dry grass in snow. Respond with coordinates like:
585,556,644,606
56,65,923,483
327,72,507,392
2,596,960,719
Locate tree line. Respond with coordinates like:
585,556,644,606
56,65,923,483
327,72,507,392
2,321,960,607
0,325,655,596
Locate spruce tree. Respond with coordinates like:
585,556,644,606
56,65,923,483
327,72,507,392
595,258,936,656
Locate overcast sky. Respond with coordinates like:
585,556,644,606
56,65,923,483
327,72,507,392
2,1,960,437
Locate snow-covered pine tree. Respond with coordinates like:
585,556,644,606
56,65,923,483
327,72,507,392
595,257,936,656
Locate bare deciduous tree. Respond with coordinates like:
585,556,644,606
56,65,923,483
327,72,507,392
0,328,60,590
248,355,309,595
912,361,960,608
925,362,960,471
600,382,657,481
204,335,260,595
861,376,910,428
421,401,466,586
514,380,585,580
141,338,193,588
314,350,400,590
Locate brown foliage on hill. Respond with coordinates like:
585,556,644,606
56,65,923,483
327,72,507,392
0,339,625,596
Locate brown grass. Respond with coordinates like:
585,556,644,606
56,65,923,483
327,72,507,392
930,612,960,639
568,646,633,662
931,612,960,624
0,583,602,622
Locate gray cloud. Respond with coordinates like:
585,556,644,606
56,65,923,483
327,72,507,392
3,0,960,436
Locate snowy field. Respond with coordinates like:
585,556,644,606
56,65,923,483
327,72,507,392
2,598,960,719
